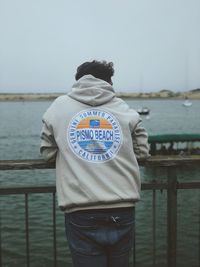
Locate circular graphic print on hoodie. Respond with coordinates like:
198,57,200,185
67,109,123,163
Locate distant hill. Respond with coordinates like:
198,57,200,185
115,88,200,99
159,89,173,93
191,88,200,93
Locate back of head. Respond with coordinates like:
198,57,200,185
75,60,114,85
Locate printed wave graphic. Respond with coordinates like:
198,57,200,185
78,141,113,153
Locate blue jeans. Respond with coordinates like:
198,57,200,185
65,207,135,267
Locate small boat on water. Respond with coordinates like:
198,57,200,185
137,107,150,115
182,99,192,107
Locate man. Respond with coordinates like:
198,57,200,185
40,60,150,267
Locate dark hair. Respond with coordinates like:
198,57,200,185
75,60,114,84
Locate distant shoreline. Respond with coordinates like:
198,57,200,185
0,93,62,102
0,90,200,101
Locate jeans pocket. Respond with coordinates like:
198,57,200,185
65,213,101,255
68,212,98,230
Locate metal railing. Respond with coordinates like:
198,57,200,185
0,156,200,267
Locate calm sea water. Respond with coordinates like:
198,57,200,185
0,99,200,267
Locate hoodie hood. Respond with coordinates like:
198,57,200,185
68,75,115,106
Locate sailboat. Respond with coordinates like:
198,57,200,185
182,54,192,107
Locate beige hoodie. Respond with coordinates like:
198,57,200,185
40,75,150,212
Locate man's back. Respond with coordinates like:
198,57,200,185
41,75,149,212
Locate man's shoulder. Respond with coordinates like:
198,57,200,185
54,94,69,103
44,95,70,115
49,94,72,108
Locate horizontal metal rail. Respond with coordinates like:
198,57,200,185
1,182,200,195
0,186,56,195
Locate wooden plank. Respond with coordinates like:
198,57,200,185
0,155,200,170
0,159,55,170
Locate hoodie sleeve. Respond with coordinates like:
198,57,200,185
132,119,150,159
40,118,58,161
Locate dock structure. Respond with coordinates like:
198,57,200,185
0,156,200,267
149,134,200,156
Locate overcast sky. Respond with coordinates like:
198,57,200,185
0,0,200,93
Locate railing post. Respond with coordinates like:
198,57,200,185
0,209,2,267
25,193,30,267
53,192,57,267
152,186,156,267
132,207,136,267
167,167,177,267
